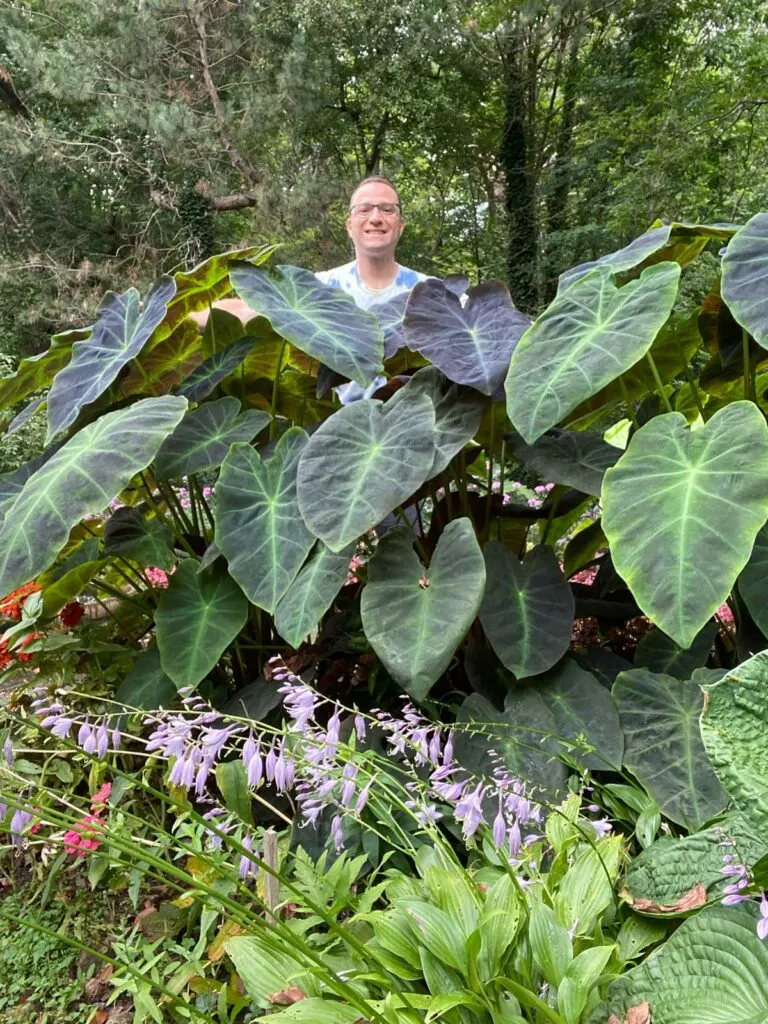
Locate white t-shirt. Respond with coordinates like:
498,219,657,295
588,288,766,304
316,261,429,401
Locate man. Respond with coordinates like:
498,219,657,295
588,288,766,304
316,176,428,308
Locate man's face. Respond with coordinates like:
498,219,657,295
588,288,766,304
346,182,404,259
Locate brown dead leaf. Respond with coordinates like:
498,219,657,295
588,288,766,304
607,1003,651,1024
133,900,156,925
91,1012,108,1024
207,919,245,963
623,883,707,913
267,987,307,1006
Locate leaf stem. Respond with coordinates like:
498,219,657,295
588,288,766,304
270,337,288,438
617,375,640,430
743,328,755,402
645,351,672,412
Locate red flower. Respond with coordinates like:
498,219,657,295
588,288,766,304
63,812,104,858
0,582,41,621
60,601,85,628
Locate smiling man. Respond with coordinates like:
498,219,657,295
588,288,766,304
316,176,428,309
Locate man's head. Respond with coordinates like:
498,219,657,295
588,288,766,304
346,176,405,261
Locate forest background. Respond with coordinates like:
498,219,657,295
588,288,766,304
1,0,767,378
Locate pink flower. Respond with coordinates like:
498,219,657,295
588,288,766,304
145,567,169,588
63,813,104,858
91,782,112,807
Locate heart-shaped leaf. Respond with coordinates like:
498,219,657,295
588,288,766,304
360,518,485,699
176,336,260,402
297,392,436,552
507,428,620,497
405,279,530,396
122,319,204,397
115,647,178,710
388,367,488,476
0,447,59,522
722,212,768,350
40,559,108,618
0,328,87,415
592,904,768,1024
369,291,409,359
700,650,768,836
506,262,680,444
738,523,768,638
47,277,176,440
155,397,270,480
230,263,384,387
274,541,355,649
612,668,728,829
633,622,718,679
0,396,187,596
104,506,176,570
155,559,249,688
479,543,574,679
602,403,768,648
215,428,314,612
7,396,44,434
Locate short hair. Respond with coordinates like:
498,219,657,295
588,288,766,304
349,176,402,210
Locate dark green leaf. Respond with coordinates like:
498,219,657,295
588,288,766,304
104,506,175,570
215,760,252,825
634,622,718,679
176,335,259,402
41,559,107,618
738,523,768,639
563,520,607,578
155,396,270,480
115,647,177,709
721,212,768,350
507,429,620,496
0,328,86,415
274,541,355,649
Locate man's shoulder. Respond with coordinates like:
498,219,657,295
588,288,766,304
394,265,429,288
315,261,357,287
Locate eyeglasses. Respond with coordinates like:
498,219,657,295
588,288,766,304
349,202,401,218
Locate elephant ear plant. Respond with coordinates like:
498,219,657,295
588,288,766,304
4,218,768,809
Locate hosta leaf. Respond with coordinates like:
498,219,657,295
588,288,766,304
602,403,768,647
154,397,270,480
41,558,108,618
215,760,252,824
264,1001,363,1024
700,650,768,835
454,691,567,798
176,335,259,402
612,668,728,829
633,622,718,679
47,278,176,440
155,560,249,688
296,393,436,552
402,899,468,975
215,428,314,612
388,366,488,476
225,934,313,1009
404,279,530,395
103,507,176,571
623,815,766,914
0,396,187,596
591,904,768,1024
230,263,384,387
273,541,355,649
738,523,768,638
507,428,620,497
0,327,86,414
361,519,485,699
115,647,177,710
479,543,574,678
721,212,768,350
506,262,680,444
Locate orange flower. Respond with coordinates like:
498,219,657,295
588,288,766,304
0,582,42,621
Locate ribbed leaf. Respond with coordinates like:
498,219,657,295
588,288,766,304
273,541,355,649
41,558,107,618
215,428,314,612
104,506,175,570
230,263,384,387
225,934,313,1010
479,543,574,678
296,393,436,552
47,278,176,440
722,212,768,350
0,446,59,522
361,519,485,699
0,396,187,596
507,428,620,497
404,279,530,395
402,900,468,976
506,262,680,443
602,403,768,647
155,397,270,480
633,622,717,679
122,318,203,396
155,560,248,688
738,523,768,638
176,336,259,402
612,668,728,829
0,328,87,414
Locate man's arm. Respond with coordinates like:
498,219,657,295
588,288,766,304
188,297,256,329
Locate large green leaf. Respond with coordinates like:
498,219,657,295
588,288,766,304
591,904,768,1024
404,279,530,395
115,646,177,710
623,814,766,915
361,519,485,699
215,428,314,612
612,668,728,829
479,543,574,679
41,558,108,618
0,328,87,415
506,262,680,443
154,397,270,480
176,335,259,402
155,559,248,688
296,393,436,552
230,263,384,387
0,446,59,522
46,278,176,440
387,367,488,476
454,690,567,798
0,396,187,596
700,650,768,835
225,934,314,1010
722,212,768,350
738,523,768,638
122,318,204,397
506,428,620,497
602,403,768,647
103,506,175,570
273,541,355,649
634,621,718,679
215,760,252,824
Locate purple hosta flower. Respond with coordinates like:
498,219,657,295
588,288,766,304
758,894,768,940
377,700,444,768
239,832,259,880
454,782,487,839
243,735,263,788
354,714,366,741
507,819,522,859
590,818,613,839
273,743,294,793
277,676,318,732
265,743,277,785
0,802,7,823
355,781,372,814
330,814,344,852
340,763,359,807
50,716,74,740
10,807,32,847
406,799,443,827
96,722,110,759
77,721,93,748
719,840,751,905
112,725,122,751
3,736,13,768
492,797,506,848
